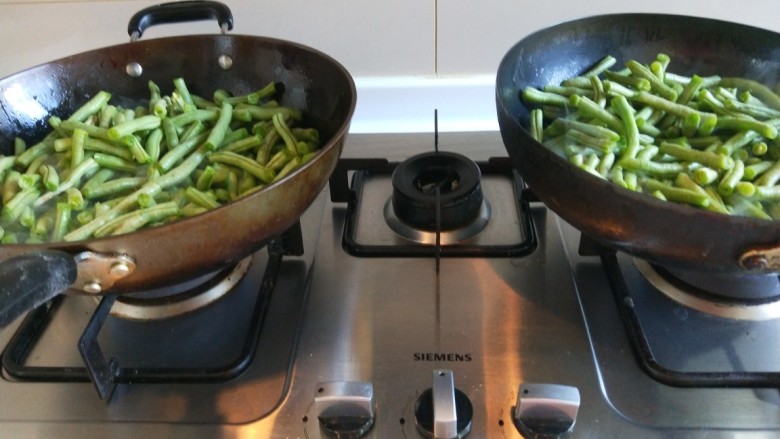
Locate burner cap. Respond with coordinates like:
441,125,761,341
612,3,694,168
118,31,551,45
634,259,780,320
107,257,252,320
391,151,483,231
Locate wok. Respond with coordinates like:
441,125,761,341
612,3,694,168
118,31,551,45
0,1,356,326
496,13,780,275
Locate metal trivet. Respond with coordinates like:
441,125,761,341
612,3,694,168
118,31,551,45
581,234,780,388
1,222,304,400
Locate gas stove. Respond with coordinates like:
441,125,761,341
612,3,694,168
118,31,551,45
1,131,780,438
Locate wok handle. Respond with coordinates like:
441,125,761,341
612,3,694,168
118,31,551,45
0,250,77,329
127,0,234,40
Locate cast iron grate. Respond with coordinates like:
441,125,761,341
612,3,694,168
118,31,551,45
580,234,780,388
1,222,304,400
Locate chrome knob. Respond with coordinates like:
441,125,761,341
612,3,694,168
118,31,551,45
314,381,375,438
414,369,473,439
513,383,580,438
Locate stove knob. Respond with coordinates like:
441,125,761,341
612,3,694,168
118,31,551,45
414,369,473,439
314,381,375,438
513,383,580,438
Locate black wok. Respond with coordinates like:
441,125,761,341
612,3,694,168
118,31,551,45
496,13,780,275
0,1,356,326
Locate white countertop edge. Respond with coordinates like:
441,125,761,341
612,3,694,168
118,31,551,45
349,75,500,134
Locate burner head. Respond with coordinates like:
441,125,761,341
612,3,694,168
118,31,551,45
634,259,780,320
107,257,252,320
391,151,483,231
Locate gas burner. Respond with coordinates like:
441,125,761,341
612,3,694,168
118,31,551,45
389,151,486,235
383,198,490,245
108,256,253,320
634,259,780,321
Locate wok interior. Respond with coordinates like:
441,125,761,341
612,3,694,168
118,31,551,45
0,34,355,154
498,14,780,134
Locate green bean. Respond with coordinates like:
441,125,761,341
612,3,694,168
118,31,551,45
82,137,133,160
603,70,651,92
24,157,47,177
99,105,118,128
714,116,778,139
3,188,40,223
169,109,218,128
246,82,277,104
724,99,780,119
39,164,60,191
272,157,302,183
756,158,780,186
120,134,150,164
720,77,780,111
14,137,26,155
626,60,678,101
267,149,293,172
204,102,233,150
2,171,21,205
568,95,622,132
227,170,239,200
15,139,54,168
208,151,274,183
179,120,206,142
50,202,71,242
234,104,302,121
110,201,180,236
67,91,111,123
33,158,99,208
157,132,209,172
529,109,544,142
659,141,733,170
256,129,279,165
71,128,87,168
82,177,146,200
523,87,570,106
717,158,745,196
692,167,719,186
173,78,195,110
676,173,729,214
3,77,314,242
145,128,163,163
92,152,137,173
161,117,180,149
223,134,262,154
184,187,220,209
196,166,216,191
181,203,208,217
107,115,161,140
744,161,773,180
717,130,761,156
643,178,710,208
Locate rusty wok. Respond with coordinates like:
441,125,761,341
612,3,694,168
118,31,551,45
0,1,356,327
496,13,780,276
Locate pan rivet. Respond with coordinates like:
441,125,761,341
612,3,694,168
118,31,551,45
126,62,143,78
110,262,131,276
83,281,103,294
218,55,233,70
742,254,768,270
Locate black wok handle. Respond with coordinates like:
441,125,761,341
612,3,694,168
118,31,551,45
127,1,234,40
0,250,77,328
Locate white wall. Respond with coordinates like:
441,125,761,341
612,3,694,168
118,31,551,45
1,0,778,132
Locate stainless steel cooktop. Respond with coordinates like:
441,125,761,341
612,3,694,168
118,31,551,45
1,131,780,438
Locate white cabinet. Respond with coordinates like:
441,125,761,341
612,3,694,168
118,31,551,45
1,0,778,132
